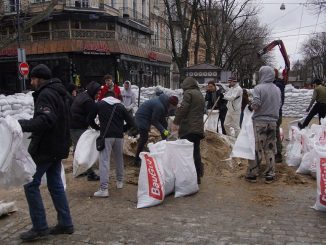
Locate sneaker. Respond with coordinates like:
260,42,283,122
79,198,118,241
265,176,275,184
116,181,123,189
94,188,109,197
87,173,100,181
275,154,283,163
49,225,74,235
20,228,49,241
245,176,257,183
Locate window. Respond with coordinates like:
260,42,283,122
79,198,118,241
33,22,49,32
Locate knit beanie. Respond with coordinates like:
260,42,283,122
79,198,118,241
168,96,179,106
30,64,52,80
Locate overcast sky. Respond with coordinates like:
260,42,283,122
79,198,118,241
251,0,326,70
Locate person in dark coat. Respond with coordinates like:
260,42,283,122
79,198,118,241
70,81,101,181
18,64,74,241
66,83,77,106
173,77,205,184
89,91,135,197
273,69,285,163
205,81,228,134
134,94,179,166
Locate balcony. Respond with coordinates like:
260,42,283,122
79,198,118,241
119,7,149,26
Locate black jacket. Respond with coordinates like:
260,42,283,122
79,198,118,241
70,82,101,130
19,79,70,164
91,99,134,138
205,88,227,112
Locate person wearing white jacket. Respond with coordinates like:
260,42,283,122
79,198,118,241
121,81,136,116
223,77,243,137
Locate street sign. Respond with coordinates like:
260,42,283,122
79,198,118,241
19,62,29,76
17,48,26,62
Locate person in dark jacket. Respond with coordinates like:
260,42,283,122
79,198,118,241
205,81,228,134
18,64,74,241
89,91,135,197
134,94,179,166
273,69,285,163
173,77,205,184
70,81,101,181
240,88,250,127
66,83,77,106
299,78,326,129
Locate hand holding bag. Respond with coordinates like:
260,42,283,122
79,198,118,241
96,105,117,151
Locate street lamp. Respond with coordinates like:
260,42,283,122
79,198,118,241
280,3,286,10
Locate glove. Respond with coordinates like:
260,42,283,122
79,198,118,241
306,107,310,112
163,130,170,137
248,104,253,112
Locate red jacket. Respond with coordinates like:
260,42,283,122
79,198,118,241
98,84,121,101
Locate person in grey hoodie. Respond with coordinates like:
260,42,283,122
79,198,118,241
246,66,281,184
121,80,136,115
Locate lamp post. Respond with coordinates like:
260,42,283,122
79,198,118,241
16,0,26,91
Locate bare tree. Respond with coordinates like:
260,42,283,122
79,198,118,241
307,0,326,15
163,0,200,76
301,32,326,79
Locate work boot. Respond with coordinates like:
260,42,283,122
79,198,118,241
20,229,49,241
264,176,275,184
49,225,74,235
87,172,100,181
275,153,283,163
245,176,257,183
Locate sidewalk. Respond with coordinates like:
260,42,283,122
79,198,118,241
0,161,325,245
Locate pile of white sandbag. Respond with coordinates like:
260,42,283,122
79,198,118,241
0,92,34,119
286,118,326,212
283,84,313,117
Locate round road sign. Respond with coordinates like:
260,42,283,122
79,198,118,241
19,62,29,76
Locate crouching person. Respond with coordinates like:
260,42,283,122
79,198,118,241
18,64,74,241
246,66,281,184
91,91,135,197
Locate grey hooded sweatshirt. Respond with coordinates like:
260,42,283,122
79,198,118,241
252,66,282,123
121,81,136,111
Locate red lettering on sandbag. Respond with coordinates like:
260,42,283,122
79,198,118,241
144,154,163,201
320,158,326,206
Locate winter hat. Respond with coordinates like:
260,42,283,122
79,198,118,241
312,79,322,85
30,64,52,80
168,96,179,106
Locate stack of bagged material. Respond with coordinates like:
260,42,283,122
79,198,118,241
283,84,313,117
0,92,33,119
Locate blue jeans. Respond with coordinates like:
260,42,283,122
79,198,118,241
24,160,73,231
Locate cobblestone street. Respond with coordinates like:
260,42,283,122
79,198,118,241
0,159,326,245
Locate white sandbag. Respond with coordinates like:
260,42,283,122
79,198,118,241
148,140,175,196
166,140,199,198
0,201,17,217
1,104,11,111
286,140,302,166
73,129,100,177
0,116,23,174
296,150,316,175
41,163,67,190
137,152,165,208
0,116,36,188
0,99,8,106
313,143,326,212
205,110,219,132
230,107,255,160
286,126,302,166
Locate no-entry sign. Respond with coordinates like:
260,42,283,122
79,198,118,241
19,62,29,76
